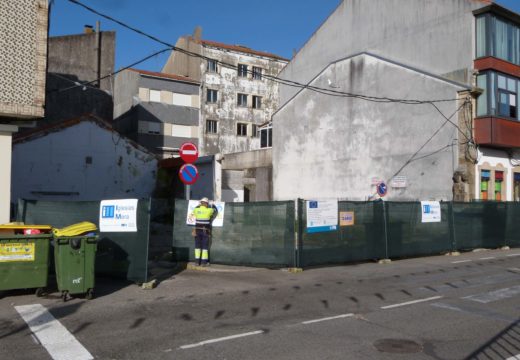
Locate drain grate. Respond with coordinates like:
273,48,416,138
374,338,423,354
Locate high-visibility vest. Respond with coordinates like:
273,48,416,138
193,205,215,227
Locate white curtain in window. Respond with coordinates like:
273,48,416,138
494,18,509,60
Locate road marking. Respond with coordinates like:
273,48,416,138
431,302,515,323
452,260,471,264
479,257,495,260
507,253,520,257
15,304,93,360
509,268,520,273
180,330,264,349
463,285,520,304
302,313,354,324
381,296,443,310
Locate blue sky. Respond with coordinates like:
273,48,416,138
49,0,520,73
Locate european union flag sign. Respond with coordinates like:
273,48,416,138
101,205,115,218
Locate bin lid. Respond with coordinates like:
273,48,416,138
0,224,52,230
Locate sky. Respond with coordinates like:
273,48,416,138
49,0,520,74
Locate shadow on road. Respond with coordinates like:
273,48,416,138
465,319,520,359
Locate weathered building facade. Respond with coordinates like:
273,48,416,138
113,68,200,159
45,27,116,124
12,115,158,202
162,30,287,201
0,0,48,222
273,0,520,202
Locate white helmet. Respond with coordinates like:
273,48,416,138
200,197,209,203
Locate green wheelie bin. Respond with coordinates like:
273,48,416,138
54,234,97,301
0,225,53,297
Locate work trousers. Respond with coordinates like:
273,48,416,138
194,228,210,264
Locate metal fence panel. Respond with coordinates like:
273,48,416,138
505,202,520,248
453,202,508,250
17,199,151,283
173,200,295,267
299,200,386,267
385,202,452,258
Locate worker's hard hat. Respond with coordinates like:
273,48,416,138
200,197,209,203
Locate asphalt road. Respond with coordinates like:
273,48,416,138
1,248,519,360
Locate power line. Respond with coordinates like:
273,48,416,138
66,0,462,105
47,47,171,94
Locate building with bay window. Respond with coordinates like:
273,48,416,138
273,0,520,202
474,5,520,202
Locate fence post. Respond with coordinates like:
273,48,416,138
296,199,304,269
448,201,457,254
381,200,390,262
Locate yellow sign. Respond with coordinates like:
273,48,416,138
340,211,355,226
0,242,35,262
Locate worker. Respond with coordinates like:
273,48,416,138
192,197,218,266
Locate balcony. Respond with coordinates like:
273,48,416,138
474,116,520,148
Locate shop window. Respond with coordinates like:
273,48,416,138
481,170,490,200
514,173,520,201
495,170,504,201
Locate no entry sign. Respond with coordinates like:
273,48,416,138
179,142,198,164
179,164,199,185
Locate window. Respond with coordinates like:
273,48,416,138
251,124,258,137
476,13,520,65
149,89,161,103
480,170,490,200
495,171,504,201
237,123,247,136
252,66,262,80
147,122,161,135
238,64,248,77
207,89,218,103
237,93,248,107
476,71,520,120
260,124,272,148
207,59,218,72
252,95,262,109
206,119,217,134
514,172,520,201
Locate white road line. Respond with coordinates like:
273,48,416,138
463,285,520,304
381,296,443,310
509,268,520,272
15,304,93,360
507,254,520,257
302,313,354,325
452,260,472,264
479,257,495,260
180,330,264,350
506,355,520,360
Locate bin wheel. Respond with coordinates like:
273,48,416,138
86,289,94,300
35,288,45,297
61,291,69,302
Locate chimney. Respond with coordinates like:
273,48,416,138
84,25,94,34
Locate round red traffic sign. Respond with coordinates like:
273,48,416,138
179,142,198,163
179,164,199,185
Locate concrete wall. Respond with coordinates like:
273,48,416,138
113,70,140,119
279,0,484,105
0,0,48,121
0,129,13,222
45,31,116,123
273,54,467,201
200,46,286,156
12,120,158,202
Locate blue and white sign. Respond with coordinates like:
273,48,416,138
421,201,441,223
306,200,338,233
99,199,138,232
377,182,388,197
